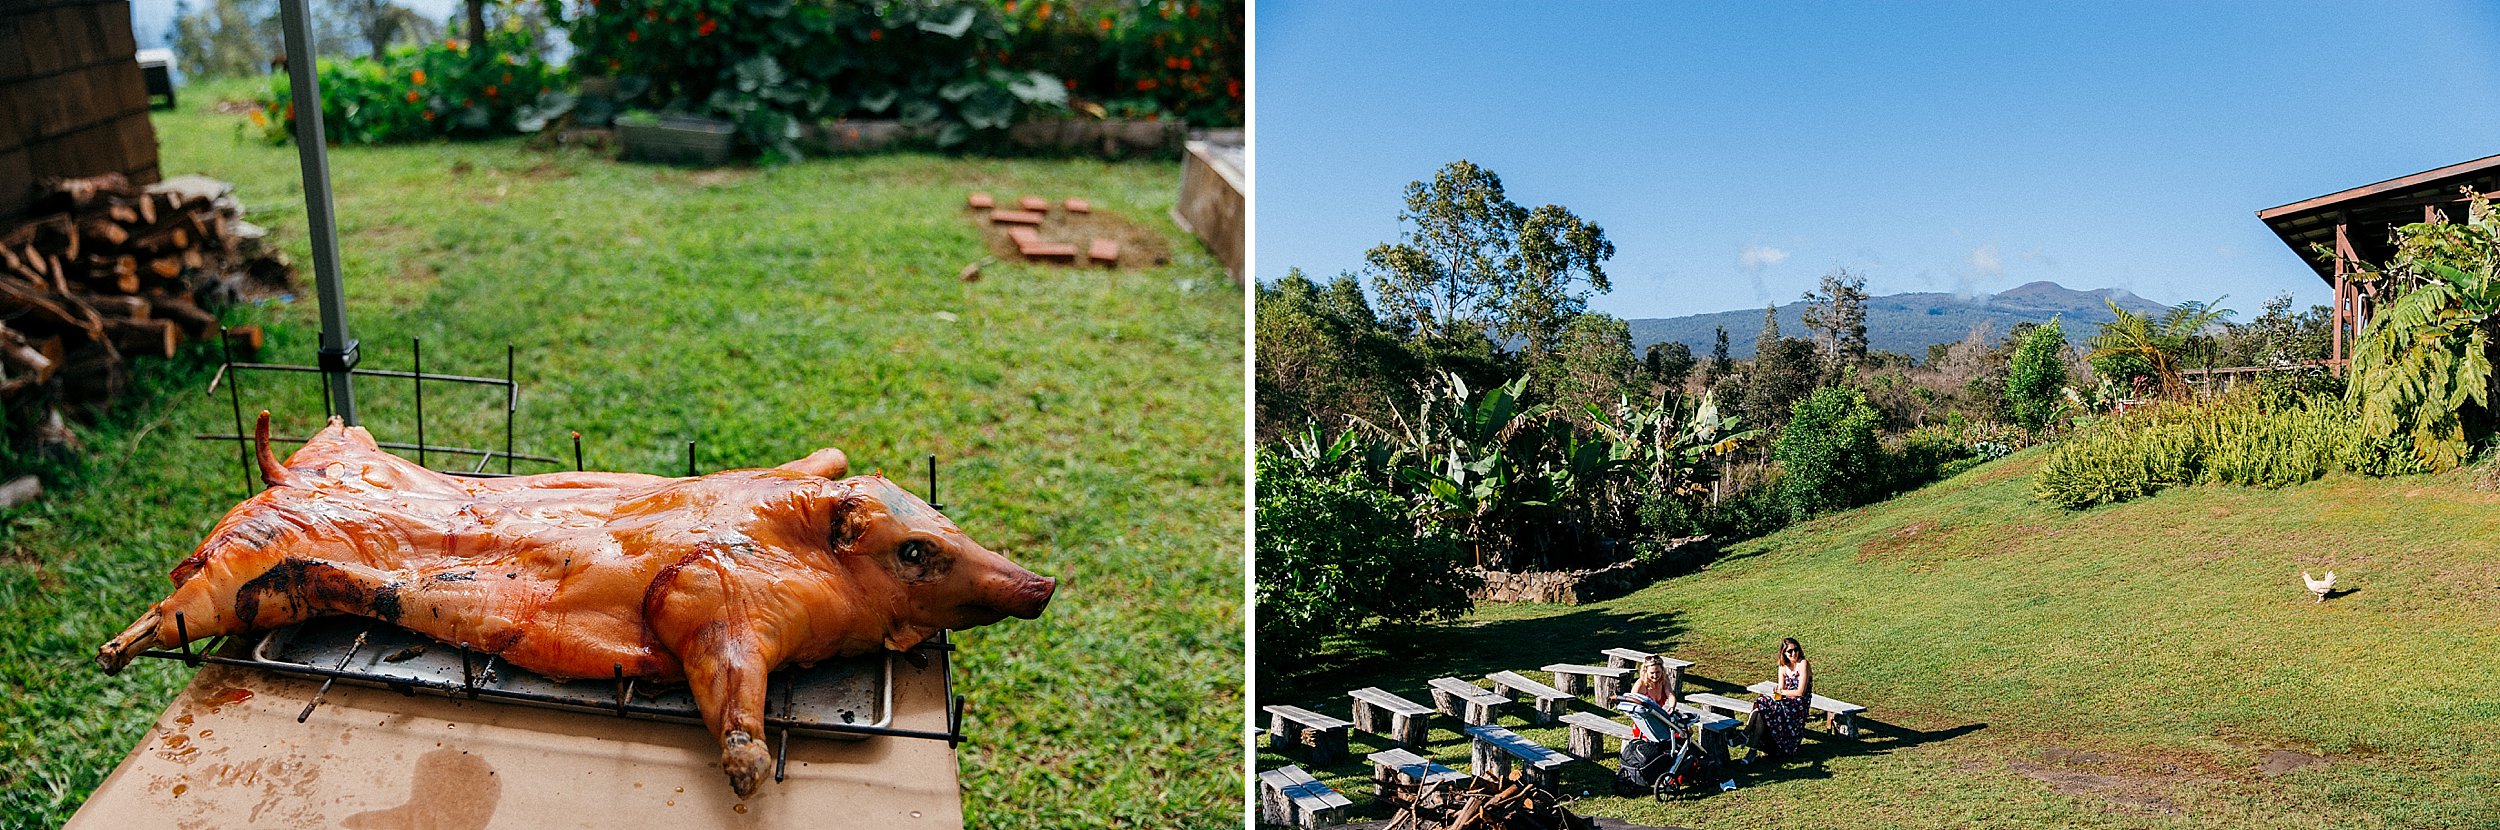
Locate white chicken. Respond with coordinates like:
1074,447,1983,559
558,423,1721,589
2301,571,2336,602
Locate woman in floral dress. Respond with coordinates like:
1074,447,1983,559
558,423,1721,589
1745,638,1812,758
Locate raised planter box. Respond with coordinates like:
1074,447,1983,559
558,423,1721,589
1006,118,1186,158
1173,135,1243,281
617,115,735,166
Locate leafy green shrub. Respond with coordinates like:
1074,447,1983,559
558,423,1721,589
1773,387,1884,521
1254,449,1474,679
2006,317,2068,430
550,0,1073,156
2032,392,2429,509
259,29,569,145
1003,0,1242,126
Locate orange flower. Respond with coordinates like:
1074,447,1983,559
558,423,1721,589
422,110,435,120
1178,57,1190,70
1004,1,1016,11
698,19,717,36
1136,79,1155,91
250,110,267,127
405,90,420,102
411,69,426,85
1226,78,1240,98
1064,78,1076,90
869,28,882,41
1099,17,1112,31
1036,3,1051,18
627,30,639,42
501,72,513,84
485,85,498,97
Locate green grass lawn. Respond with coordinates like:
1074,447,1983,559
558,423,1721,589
0,78,1243,829
1260,451,2500,829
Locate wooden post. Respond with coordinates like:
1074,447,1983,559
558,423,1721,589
1551,673,1584,698
1594,673,1623,707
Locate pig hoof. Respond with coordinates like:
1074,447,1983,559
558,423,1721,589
722,730,770,798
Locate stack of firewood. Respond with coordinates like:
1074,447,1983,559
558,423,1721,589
0,173,295,455
1383,773,1598,830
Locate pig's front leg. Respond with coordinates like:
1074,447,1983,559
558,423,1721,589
646,554,779,798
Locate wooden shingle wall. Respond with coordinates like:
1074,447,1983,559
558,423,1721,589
0,0,160,220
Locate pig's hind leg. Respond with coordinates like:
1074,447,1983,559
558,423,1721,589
99,550,395,674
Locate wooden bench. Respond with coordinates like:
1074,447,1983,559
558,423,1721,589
1601,647,1694,692
1364,747,1469,798
1555,711,1634,760
1347,686,1434,746
1257,764,1352,828
1683,691,1755,720
1484,670,1573,724
1427,677,1510,725
1462,724,1573,789
1540,663,1632,706
1745,681,1868,737
1263,704,1354,764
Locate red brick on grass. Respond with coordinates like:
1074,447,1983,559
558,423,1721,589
1008,226,1041,246
1064,198,1092,214
1021,242,1079,259
989,209,1045,225
1087,239,1119,263
1017,196,1049,212
967,192,995,209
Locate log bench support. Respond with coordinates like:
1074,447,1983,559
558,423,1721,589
1541,662,1633,707
1264,704,1353,765
1484,670,1573,724
1556,711,1634,761
1365,747,1468,799
1427,677,1510,726
1601,647,1693,694
1347,686,1433,746
1463,724,1572,790
1744,681,1868,738
1258,765,1351,829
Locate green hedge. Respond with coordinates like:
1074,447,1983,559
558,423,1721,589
2032,392,2428,509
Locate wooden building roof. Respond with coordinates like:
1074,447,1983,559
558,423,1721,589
2257,153,2500,283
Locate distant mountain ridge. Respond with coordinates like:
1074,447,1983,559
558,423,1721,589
1626,281,2173,358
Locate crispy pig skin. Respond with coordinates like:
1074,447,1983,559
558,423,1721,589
101,414,1055,797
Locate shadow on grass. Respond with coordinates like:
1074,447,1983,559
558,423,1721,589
1264,605,1689,704
1720,719,1990,789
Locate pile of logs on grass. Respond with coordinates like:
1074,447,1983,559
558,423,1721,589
0,173,295,456
1383,772,1598,830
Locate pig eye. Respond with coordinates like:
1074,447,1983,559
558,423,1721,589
898,540,932,566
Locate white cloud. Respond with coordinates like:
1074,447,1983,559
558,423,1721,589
1968,243,2004,278
1739,244,1790,272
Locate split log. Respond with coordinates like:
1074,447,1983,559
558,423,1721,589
223,324,264,355
146,292,218,337
80,293,150,319
105,318,180,359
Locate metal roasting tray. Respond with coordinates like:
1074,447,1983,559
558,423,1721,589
235,616,898,740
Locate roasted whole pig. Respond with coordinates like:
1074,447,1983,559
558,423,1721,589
99,413,1055,797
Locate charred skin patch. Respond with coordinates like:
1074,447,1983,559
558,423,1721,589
170,518,292,585
232,558,377,629
371,581,403,622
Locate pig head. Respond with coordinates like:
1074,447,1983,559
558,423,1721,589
824,475,1056,650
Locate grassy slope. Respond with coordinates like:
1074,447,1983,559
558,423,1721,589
0,78,1243,829
1260,451,2500,830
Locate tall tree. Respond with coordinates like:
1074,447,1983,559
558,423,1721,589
2005,317,2068,430
1706,326,1733,383
1644,341,1696,394
1254,269,1414,440
1753,304,1780,360
1366,160,1614,357
1799,268,1870,379
1543,313,1640,421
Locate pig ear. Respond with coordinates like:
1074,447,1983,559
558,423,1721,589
825,492,875,554
776,448,849,479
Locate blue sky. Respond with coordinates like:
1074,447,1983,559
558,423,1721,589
1254,2,2500,321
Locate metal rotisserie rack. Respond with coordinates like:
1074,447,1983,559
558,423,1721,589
133,336,967,783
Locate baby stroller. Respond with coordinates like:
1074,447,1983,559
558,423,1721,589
1613,692,1735,799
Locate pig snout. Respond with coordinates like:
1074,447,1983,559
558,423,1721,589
999,575,1055,619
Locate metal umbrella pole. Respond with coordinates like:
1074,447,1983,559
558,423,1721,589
276,0,360,423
